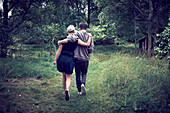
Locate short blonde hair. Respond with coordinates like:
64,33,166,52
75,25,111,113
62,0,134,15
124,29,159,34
67,25,75,33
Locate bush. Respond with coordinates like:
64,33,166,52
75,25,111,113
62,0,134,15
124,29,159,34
154,27,170,59
88,25,120,45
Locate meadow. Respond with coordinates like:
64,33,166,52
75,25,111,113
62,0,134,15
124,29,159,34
0,44,169,113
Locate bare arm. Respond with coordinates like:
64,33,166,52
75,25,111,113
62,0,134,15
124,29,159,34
58,33,79,45
58,39,68,45
89,53,91,60
78,35,92,46
53,45,63,65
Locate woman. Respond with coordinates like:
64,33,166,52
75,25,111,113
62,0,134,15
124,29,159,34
53,25,91,101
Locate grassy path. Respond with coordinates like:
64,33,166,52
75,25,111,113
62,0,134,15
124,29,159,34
0,52,108,113
0,73,105,113
0,44,169,113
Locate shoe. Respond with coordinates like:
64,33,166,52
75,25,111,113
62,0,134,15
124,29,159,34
65,90,70,101
81,84,86,96
78,92,82,96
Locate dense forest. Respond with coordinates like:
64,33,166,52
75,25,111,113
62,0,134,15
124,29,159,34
0,0,169,58
0,0,169,113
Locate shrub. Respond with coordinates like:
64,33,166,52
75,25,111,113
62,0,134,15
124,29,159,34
88,25,119,45
154,27,170,59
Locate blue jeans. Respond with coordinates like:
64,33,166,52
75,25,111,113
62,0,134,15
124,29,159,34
75,59,89,92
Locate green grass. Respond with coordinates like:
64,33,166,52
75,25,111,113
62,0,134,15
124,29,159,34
0,44,169,113
88,54,169,112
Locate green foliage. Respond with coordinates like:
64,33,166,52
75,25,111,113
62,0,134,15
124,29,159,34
95,0,169,43
96,0,136,41
88,25,106,40
154,27,170,59
19,23,61,44
88,25,119,45
8,0,96,47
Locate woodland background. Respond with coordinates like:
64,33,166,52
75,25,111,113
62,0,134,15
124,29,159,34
0,0,169,113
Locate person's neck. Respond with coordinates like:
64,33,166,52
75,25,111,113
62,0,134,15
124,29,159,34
68,33,73,37
80,29,86,32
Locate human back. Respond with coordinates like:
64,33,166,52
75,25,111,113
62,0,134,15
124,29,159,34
74,22,94,61
74,30,91,61
59,37,77,54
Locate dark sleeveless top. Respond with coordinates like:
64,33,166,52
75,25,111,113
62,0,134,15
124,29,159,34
57,37,78,74
60,37,78,53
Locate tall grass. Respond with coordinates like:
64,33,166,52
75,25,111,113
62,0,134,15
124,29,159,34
87,45,169,113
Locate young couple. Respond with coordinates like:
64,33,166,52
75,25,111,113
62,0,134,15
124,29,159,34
53,22,94,101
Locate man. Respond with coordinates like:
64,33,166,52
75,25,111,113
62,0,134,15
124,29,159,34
58,22,94,96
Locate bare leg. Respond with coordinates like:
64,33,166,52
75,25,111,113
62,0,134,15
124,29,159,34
65,74,72,101
66,74,72,91
62,73,66,92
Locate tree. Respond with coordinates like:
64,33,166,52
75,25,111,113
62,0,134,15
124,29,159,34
0,0,46,58
0,0,63,57
62,0,98,27
97,0,137,41
96,0,169,58
129,0,169,58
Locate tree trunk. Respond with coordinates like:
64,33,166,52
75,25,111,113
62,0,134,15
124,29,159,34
134,10,137,57
87,0,90,27
145,37,147,50
76,0,79,12
147,22,152,58
147,0,153,58
0,0,9,58
0,32,9,58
